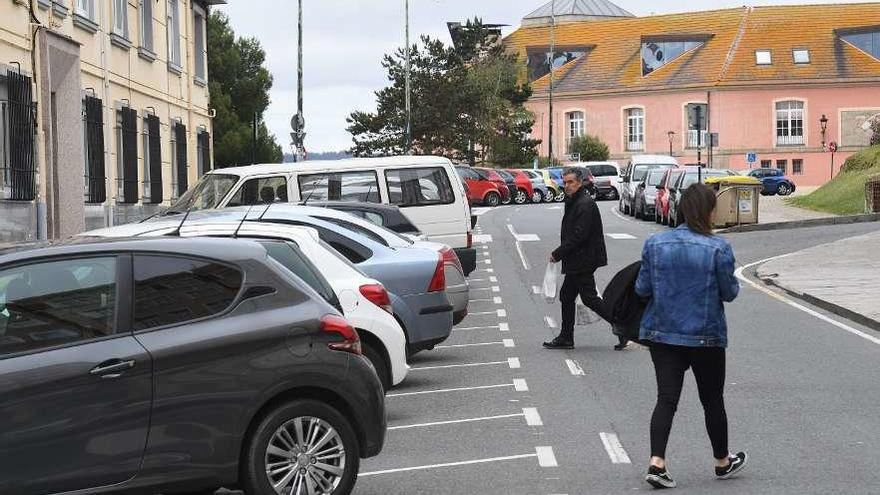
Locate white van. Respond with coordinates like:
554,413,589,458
167,156,478,275
619,155,679,216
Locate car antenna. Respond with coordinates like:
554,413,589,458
300,176,325,206
256,200,274,222
167,185,204,237
232,202,258,239
363,183,374,202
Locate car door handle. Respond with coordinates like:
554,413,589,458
90,359,136,378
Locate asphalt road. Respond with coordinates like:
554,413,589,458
354,200,880,495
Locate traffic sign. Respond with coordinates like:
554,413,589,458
828,141,838,153
746,152,757,163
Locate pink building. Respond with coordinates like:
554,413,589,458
506,1,880,186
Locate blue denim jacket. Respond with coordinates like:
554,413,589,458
635,225,739,347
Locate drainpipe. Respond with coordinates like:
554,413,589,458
706,90,712,167
99,0,113,227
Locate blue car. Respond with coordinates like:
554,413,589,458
742,168,796,196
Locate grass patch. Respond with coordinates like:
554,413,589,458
788,146,880,215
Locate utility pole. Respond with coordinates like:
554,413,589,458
252,112,258,165
291,0,306,162
405,0,412,154
695,105,703,183
548,0,555,164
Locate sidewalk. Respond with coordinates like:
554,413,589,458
758,187,834,224
756,229,880,329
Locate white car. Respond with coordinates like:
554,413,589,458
582,161,622,201
82,221,409,390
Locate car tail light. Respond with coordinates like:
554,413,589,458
360,284,393,314
321,314,361,355
439,245,463,273
427,254,446,292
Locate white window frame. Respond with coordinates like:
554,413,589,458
142,114,152,200
139,0,155,54
112,0,129,39
115,107,126,201
775,99,806,146
624,107,645,152
755,50,772,65
193,4,207,84
167,0,182,72
792,49,810,64
75,0,96,20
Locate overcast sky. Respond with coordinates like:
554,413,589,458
216,0,868,153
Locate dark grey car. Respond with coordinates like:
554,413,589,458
0,237,385,495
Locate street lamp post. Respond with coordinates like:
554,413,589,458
667,131,675,157
819,114,828,150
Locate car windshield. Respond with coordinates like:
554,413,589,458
166,174,239,214
632,165,672,182
646,171,665,186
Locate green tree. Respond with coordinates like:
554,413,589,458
569,135,610,161
870,119,880,146
208,12,282,167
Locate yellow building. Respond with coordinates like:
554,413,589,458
0,0,224,242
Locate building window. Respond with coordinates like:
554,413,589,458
756,50,772,65
760,159,772,168
143,113,162,203
115,106,139,204
83,95,106,204
525,48,588,81
792,49,810,64
193,5,207,84
197,129,211,176
776,159,788,174
171,121,187,199
792,159,803,175
776,100,805,146
112,0,129,38
73,0,99,32
685,103,708,149
139,0,155,58
167,0,182,73
642,40,703,76
841,29,880,60
566,111,584,152
625,108,644,152
2,71,37,201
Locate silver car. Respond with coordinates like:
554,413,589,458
523,170,552,203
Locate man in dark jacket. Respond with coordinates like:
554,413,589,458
544,167,610,350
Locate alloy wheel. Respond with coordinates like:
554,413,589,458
778,183,791,196
485,192,500,207
514,190,527,204
265,416,346,495
531,191,543,203
555,191,566,202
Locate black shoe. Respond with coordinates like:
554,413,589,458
645,465,676,489
542,337,574,349
614,340,628,351
715,451,748,479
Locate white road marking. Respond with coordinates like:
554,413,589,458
497,308,506,317
468,278,488,283
490,276,498,282
483,259,493,265
467,310,499,316
606,233,637,240
513,378,529,391
485,268,494,273
386,382,514,398
599,432,632,464
491,285,500,292
471,207,491,216
515,241,531,270
565,359,585,376
736,256,880,346
507,357,521,369
499,322,510,332
473,234,493,243
452,325,499,332
523,407,543,426
611,207,631,222
469,287,493,292
359,453,538,476
493,296,503,304
435,341,504,349
410,360,508,371
544,316,558,329
536,446,558,467
532,285,541,295
503,338,516,348
548,206,562,210
468,298,495,303
388,413,525,431
516,234,541,242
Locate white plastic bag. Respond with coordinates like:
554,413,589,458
542,262,562,302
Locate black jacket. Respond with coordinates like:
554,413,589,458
602,261,647,342
552,186,608,275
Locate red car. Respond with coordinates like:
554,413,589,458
504,169,536,204
474,168,512,204
455,166,504,207
654,167,684,225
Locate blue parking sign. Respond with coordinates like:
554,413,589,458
746,152,757,163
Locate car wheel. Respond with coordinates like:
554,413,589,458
555,190,566,202
484,192,500,207
542,190,554,203
777,183,792,196
609,188,619,201
362,341,391,392
243,399,359,495
501,192,512,205
514,189,527,204
531,190,542,203
634,201,642,219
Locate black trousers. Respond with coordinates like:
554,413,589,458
559,271,608,341
649,343,728,460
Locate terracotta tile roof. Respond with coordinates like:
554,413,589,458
506,3,880,96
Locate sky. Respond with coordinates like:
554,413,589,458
216,0,871,153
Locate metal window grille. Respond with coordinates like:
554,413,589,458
83,95,106,203
145,114,162,203
4,71,37,201
792,159,803,175
174,122,187,197
118,107,139,203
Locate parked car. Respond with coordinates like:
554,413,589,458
741,167,797,196
523,169,552,202
633,169,666,220
163,155,477,276
307,200,425,240
549,166,598,199
654,167,685,225
619,155,679,216
582,161,622,200
86,221,410,391
473,168,512,205
456,166,503,207
0,237,385,495
538,169,565,202
495,169,520,204
666,167,738,227
504,169,538,204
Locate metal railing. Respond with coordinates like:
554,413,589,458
625,139,644,152
776,134,804,146
687,130,709,148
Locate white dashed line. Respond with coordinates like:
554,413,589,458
410,360,509,371
507,357,521,369
388,413,526,431
452,325,499,332
599,432,632,464
483,259,493,265
514,241,530,270
473,234,493,243
544,316,558,329
359,453,539,476
606,233,637,240
565,359,585,376
493,296,503,304
435,341,505,349
499,322,510,332
491,285,500,293
386,383,514,398
503,338,516,348
490,276,498,282
523,407,543,426
515,233,541,242
513,378,529,391
536,446,558,467
532,285,541,295
496,308,506,317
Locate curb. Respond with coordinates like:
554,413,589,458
757,274,880,332
717,213,880,234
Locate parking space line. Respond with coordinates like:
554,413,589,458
453,325,499,332
606,233,637,240
490,276,498,282
536,446,558,467
515,241,530,270
386,382,514,398
388,413,525,431
467,310,500,316
493,296,503,304
544,316,558,328
507,357,521,369
513,378,529,391
469,287,494,292
523,407,543,426
359,453,539,476
565,359,585,376
483,259,493,265
497,308,506,317
532,286,541,295
469,298,495,303
599,432,632,464
499,322,510,332
435,341,505,349
410,360,508,371
503,338,516,348
491,285,500,292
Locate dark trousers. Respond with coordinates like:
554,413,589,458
559,271,608,341
649,343,728,460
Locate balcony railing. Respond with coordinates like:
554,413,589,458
625,139,644,152
687,130,709,148
776,134,805,146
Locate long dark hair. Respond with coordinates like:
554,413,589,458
681,183,716,236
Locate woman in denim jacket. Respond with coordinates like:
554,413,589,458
635,183,748,489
